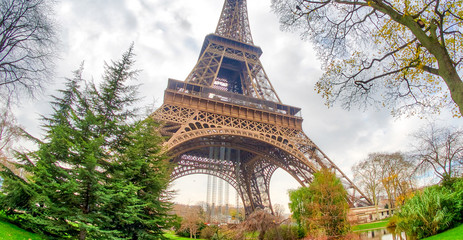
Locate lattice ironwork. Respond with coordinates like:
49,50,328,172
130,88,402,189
215,0,253,44
152,0,372,215
185,35,280,102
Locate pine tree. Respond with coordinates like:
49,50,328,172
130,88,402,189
0,46,173,239
102,118,172,239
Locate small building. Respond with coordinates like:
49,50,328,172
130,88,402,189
348,206,394,224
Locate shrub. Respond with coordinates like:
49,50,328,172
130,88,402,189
175,228,191,238
200,225,218,239
264,225,301,240
216,226,238,240
296,226,306,239
396,185,457,238
386,215,399,228
445,177,463,223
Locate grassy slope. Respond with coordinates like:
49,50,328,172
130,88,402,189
1,217,460,240
353,219,463,239
0,218,44,240
352,219,389,232
164,231,205,240
423,223,463,240
0,218,198,240
0,221,204,240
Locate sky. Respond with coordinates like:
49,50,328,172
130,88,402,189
12,0,463,213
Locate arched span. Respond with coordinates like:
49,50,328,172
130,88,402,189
166,126,318,173
168,137,311,187
171,171,239,192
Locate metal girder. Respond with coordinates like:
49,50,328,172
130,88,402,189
184,35,281,102
215,0,253,44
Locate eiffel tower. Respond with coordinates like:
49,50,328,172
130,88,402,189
152,0,371,215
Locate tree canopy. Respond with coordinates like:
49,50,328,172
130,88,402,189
352,152,415,209
288,168,350,238
0,47,173,240
272,0,463,117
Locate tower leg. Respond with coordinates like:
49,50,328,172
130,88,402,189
236,157,277,215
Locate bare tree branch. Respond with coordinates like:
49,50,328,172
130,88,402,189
0,0,56,105
410,123,463,180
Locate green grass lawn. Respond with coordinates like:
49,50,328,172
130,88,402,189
0,218,198,240
352,219,390,232
0,218,44,240
164,231,205,240
0,220,198,240
423,223,463,240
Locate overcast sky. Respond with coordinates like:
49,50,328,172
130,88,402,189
12,0,463,213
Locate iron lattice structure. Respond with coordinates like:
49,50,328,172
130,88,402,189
152,0,372,215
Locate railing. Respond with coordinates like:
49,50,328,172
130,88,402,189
166,79,302,117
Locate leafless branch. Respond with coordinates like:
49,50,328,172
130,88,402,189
0,0,56,105
410,123,463,179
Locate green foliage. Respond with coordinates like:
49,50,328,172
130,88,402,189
288,185,311,227
288,168,350,238
396,178,463,239
387,214,399,228
175,227,191,238
441,175,459,189
452,179,463,222
0,46,173,239
214,226,239,240
170,215,183,233
164,230,206,240
295,226,306,239
397,187,453,238
264,224,301,240
200,225,218,239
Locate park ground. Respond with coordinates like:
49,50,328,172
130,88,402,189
352,218,463,240
1,216,463,240
0,215,193,240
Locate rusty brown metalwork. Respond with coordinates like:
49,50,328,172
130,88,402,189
152,0,372,215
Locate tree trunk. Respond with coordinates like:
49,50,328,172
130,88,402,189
410,18,463,115
438,57,463,115
373,195,379,220
79,229,87,240
377,5,463,115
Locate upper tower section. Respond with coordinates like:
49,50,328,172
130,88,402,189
176,0,296,113
215,0,253,44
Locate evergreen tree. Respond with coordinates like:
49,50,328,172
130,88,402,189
0,46,173,239
101,118,173,239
